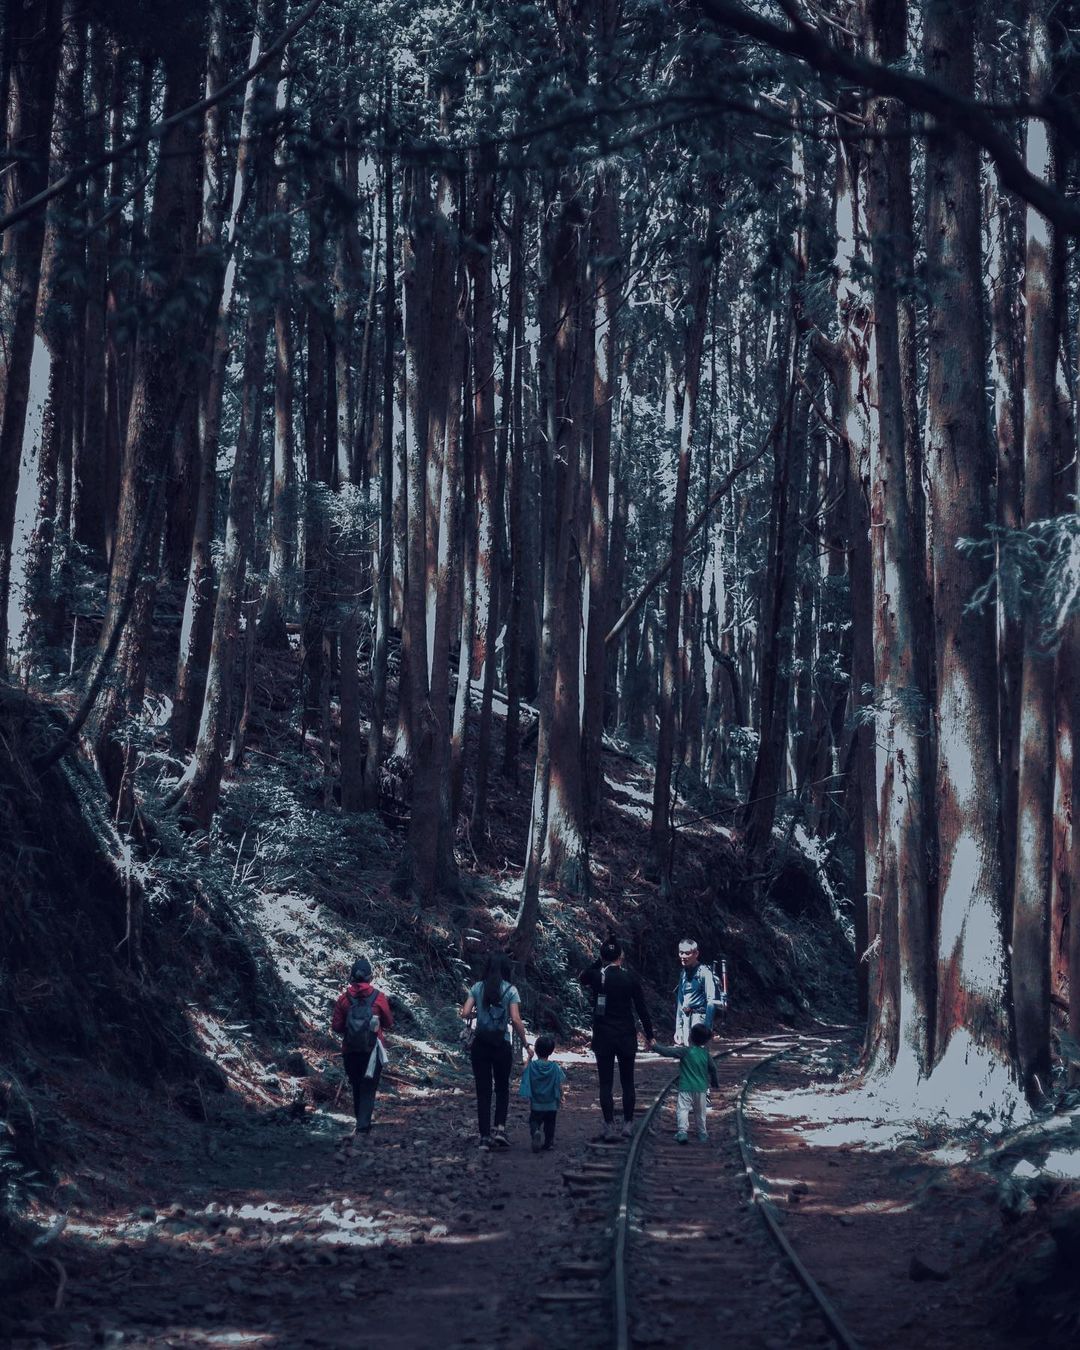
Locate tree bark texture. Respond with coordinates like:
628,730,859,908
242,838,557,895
651,248,711,878
90,32,205,816
0,0,62,665
924,0,1015,1086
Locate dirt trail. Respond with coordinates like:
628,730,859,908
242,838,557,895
10,1044,1050,1349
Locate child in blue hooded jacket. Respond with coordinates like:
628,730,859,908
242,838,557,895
518,1034,566,1152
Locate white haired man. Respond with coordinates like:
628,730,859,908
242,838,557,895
674,939,723,1045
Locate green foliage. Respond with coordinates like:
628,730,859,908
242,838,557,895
0,1136,45,1230
961,514,1080,650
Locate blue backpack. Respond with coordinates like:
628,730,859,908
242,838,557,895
475,985,511,1047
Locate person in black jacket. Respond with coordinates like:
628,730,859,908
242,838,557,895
579,937,654,1140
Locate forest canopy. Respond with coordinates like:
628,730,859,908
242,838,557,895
2,0,1079,1132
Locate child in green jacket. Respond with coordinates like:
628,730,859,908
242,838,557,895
654,1022,719,1143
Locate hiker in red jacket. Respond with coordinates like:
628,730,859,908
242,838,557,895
331,957,393,1139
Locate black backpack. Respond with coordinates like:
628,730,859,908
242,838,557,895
344,990,380,1056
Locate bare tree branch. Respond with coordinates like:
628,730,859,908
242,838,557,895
697,0,1080,236
605,416,780,648
0,0,326,235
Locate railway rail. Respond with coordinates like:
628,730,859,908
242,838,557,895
608,1034,862,1350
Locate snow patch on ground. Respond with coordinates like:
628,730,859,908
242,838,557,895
752,1040,1032,1156
188,1012,277,1104
1039,1147,1080,1180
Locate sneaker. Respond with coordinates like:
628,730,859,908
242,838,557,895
698,1132,709,1144
675,1131,688,1144
621,1121,634,1139
603,1122,620,1143
531,1125,544,1154
492,1126,510,1149
478,1137,492,1152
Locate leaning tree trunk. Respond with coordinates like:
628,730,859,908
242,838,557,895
924,0,1018,1107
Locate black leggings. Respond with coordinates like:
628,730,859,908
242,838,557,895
343,1052,383,1131
470,1037,513,1137
594,1034,637,1123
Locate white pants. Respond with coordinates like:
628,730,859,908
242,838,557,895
676,1090,708,1137
675,1010,705,1047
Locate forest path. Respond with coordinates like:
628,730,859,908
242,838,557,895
11,1046,1044,1349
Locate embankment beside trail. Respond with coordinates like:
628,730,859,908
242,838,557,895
0,674,855,1312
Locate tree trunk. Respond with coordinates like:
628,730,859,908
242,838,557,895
176,2,280,830
1010,0,1058,1099
606,353,632,729
172,0,251,752
301,148,331,776
583,164,619,821
816,119,876,1026
468,142,498,837
502,188,526,778
743,321,803,860
18,0,83,663
514,189,577,955
652,249,711,879
0,0,63,665
924,0,1017,1101
364,92,396,809
399,162,437,898
864,0,932,1078
90,32,205,818
540,191,588,896
258,74,296,649
450,353,476,819
989,171,1025,924
74,16,109,568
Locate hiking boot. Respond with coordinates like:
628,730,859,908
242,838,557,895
492,1126,510,1148
531,1125,544,1154
675,1131,688,1144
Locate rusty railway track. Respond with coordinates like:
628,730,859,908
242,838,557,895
610,1034,862,1350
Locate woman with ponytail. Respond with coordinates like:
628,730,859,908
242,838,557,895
460,953,530,1150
